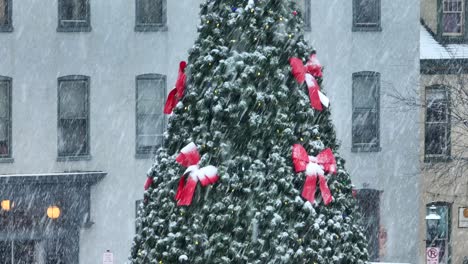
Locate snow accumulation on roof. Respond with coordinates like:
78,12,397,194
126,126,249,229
420,24,468,60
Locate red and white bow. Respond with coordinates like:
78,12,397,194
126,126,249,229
292,144,337,205
164,61,187,114
175,142,219,206
289,54,329,111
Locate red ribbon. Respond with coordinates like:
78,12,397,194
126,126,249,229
289,54,329,111
175,142,219,206
144,177,154,191
292,144,337,205
164,61,187,114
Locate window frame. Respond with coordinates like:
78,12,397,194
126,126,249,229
135,74,166,158
351,71,381,152
135,0,168,32
0,0,13,32
57,0,91,32
0,76,12,162
352,0,382,32
437,0,468,43
303,0,311,31
57,75,91,161
424,85,451,162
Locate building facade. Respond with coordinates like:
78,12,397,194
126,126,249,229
0,0,420,263
420,0,468,263
301,0,420,263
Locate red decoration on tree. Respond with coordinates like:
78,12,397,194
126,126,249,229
289,55,329,111
292,10,298,16
144,176,154,191
292,144,337,205
352,188,357,198
164,61,187,114
175,142,219,206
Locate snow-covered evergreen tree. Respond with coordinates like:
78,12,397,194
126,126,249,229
130,0,369,263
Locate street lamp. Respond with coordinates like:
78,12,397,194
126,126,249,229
426,205,441,243
1,200,13,211
47,205,61,220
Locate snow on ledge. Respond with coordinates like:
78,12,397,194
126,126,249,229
420,24,468,60
420,25,451,60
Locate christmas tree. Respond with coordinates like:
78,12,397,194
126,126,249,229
131,0,369,263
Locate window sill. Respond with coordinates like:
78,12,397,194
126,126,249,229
0,157,14,163
424,156,452,163
0,25,13,32
135,24,168,32
351,146,381,153
352,25,382,32
135,153,156,159
57,25,92,33
57,155,92,162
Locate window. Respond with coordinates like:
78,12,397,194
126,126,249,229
426,202,451,264
425,87,450,162
356,189,382,262
135,0,167,32
57,0,91,32
0,76,12,161
136,74,165,157
57,76,90,160
353,0,381,31
299,0,312,31
352,72,380,152
0,0,12,32
442,0,464,36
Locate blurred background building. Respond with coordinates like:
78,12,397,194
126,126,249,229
420,0,468,263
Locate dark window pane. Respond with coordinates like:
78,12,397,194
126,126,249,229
357,190,380,262
59,80,87,119
353,76,378,108
352,110,378,145
62,0,88,21
0,81,9,118
137,114,163,149
425,123,448,155
0,119,9,156
0,241,12,263
355,0,378,25
138,0,163,24
137,79,165,114
0,0,7,25
443,13,462,33
58,119,88,156
426,100,448,122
